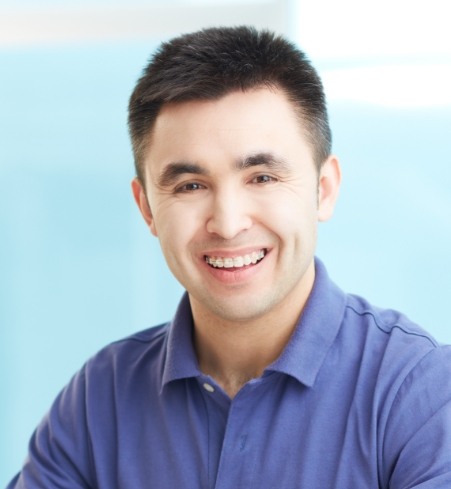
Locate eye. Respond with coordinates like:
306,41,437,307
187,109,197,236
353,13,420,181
251,174,277,184
175,182,206,193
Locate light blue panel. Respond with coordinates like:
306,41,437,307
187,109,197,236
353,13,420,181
317,99,451,344
0,41,183,486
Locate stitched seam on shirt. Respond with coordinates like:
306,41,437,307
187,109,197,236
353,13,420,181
345,304,438,348
108,323,169,346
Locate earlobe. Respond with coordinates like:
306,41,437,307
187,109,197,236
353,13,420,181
318,155,341,222
131,178,158,236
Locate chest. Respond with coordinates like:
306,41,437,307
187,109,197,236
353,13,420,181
89,373,382,489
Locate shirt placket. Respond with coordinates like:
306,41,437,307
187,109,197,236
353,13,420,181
211,384,260,489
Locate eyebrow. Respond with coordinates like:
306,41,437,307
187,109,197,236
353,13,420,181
237,152,290,171
157,162,209,188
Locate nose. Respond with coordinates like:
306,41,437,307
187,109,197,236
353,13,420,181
206,188,253,239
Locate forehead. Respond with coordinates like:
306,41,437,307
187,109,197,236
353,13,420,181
155,88,301,135
144,88,313,172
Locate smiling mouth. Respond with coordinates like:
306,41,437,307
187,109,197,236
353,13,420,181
205,249,266,269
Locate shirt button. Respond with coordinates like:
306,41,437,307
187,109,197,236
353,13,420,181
203,382,215,393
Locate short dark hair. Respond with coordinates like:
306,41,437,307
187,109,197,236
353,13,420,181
128,26,332,183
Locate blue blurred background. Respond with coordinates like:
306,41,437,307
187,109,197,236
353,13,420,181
1,0,450,484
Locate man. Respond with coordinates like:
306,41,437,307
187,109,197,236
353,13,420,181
9,26,451,488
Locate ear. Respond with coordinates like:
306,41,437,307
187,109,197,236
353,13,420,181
318,155,341,222
131,178,158,236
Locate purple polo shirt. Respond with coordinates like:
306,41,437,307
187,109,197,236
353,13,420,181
8,259,451,488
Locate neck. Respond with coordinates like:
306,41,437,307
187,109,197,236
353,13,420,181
192,263,315,398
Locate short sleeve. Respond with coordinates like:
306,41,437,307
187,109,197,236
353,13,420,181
383,345,451,488
7,367,94,488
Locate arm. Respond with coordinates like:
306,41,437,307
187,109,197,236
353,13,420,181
383,346,451,488
7,367,94,488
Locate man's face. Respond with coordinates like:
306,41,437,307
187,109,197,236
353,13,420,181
133,88,340,324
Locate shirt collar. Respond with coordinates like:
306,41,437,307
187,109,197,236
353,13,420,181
162,257,347,389
267,258,347,387
161,293,201,388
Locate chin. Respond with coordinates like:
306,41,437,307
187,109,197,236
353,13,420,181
207,296,275,323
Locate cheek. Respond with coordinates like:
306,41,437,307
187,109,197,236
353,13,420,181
262,197,319,256
155,202,206,250
260,190,318,227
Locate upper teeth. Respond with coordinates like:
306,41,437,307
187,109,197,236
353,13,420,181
206,250,265,268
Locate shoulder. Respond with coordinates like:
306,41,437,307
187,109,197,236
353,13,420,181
78,323,170,391
338,293,450,407
85,323,169,372
342,291,451,414
107,323,170,354
343,293,440,355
